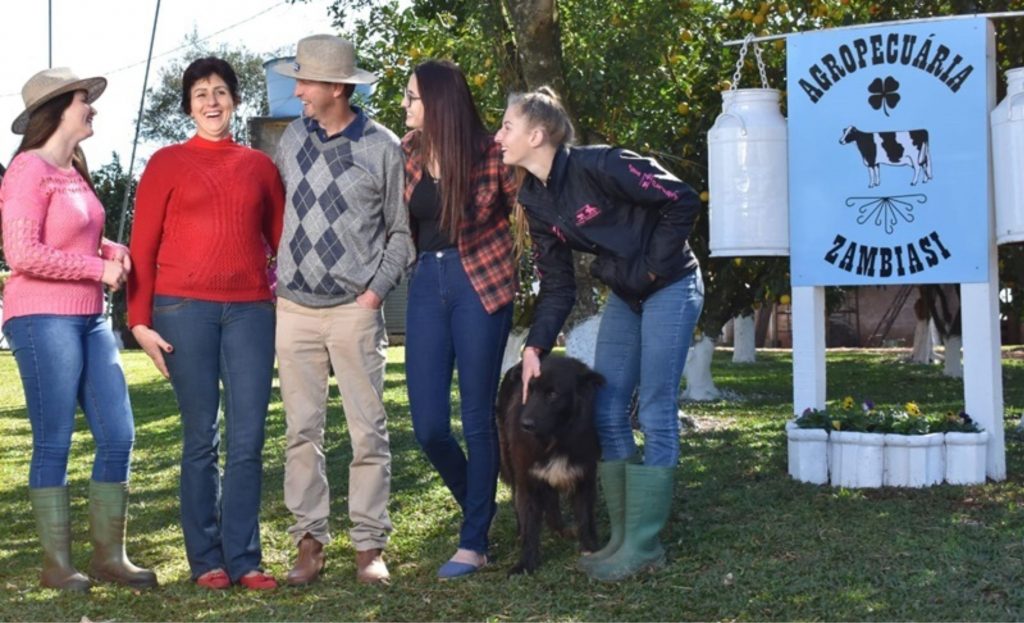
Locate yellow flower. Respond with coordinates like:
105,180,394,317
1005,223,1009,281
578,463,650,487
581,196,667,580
832,420,841,431
842,396,855,410
905,401,921,417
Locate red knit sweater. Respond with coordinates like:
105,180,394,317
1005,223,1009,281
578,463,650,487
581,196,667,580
127,135,285,328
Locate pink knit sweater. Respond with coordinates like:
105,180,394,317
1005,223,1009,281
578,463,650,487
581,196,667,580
0,152,125,325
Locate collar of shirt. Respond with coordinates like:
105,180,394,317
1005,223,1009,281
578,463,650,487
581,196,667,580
303,105,367,142
522,144,572,202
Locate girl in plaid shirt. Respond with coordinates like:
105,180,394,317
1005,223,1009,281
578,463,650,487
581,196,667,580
400,60,518,579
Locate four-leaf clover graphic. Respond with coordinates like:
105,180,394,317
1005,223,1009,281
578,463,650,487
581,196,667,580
868,76,901,116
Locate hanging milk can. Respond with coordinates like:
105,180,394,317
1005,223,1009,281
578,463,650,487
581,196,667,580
992,66,1024,245
708,35,789,256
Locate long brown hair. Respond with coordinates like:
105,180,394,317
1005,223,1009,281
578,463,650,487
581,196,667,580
413,60,489,241
13,91,96,192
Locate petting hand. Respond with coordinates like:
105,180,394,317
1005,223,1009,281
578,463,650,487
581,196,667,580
521,346,542,404
131,325,174,379
356,289,383,310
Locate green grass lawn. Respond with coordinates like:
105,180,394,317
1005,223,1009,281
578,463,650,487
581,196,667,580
1,347,1023,621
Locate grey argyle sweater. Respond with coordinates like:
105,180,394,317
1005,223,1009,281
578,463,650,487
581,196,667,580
275,111,413,307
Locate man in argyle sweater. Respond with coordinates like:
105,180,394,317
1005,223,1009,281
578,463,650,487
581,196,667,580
272,35,414,586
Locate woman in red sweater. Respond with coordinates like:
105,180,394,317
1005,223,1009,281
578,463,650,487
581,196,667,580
2,67,157,593
126,57,284,591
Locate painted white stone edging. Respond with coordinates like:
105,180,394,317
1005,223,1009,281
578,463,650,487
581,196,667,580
786,424,987,488
883,432,944,488
785,421,829,485
944,430,990,485
829,430,885,489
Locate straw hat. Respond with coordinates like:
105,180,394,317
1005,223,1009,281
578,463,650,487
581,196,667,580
273,34,377,85
12,67,107,134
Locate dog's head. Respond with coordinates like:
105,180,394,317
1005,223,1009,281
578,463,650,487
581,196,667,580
520,357,605,438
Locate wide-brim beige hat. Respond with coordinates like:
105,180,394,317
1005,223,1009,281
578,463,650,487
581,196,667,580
12,67,107,134
273,34,377,85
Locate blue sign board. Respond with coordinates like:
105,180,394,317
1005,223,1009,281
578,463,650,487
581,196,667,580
787,17,991,285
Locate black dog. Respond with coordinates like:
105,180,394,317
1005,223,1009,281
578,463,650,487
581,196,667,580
496,356,604,575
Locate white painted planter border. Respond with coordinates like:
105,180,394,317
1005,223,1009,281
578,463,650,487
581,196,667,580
883,433,945,488
786,421,829,485
786,423,987,488
945,430,990,485
829,430,885,488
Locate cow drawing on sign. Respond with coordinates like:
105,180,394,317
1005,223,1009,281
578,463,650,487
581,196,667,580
839,126,933,188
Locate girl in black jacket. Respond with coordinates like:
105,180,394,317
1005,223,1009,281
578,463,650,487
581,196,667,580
495,87,704,582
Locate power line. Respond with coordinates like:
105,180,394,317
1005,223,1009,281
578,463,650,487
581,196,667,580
1,0,290,99
101,0,288,76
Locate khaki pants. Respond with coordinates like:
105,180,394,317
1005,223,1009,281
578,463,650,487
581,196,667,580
276,297,392,551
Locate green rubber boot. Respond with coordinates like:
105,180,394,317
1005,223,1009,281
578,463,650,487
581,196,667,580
29,487,91,592
586,464,673,582
87,481,158,588
578,460,628,572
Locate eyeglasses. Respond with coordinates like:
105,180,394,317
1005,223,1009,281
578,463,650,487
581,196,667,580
404,91,421,102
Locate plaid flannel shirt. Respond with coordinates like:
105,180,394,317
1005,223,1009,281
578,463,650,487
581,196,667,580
401,131,518,314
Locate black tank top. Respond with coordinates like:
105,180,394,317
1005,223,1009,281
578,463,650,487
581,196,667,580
409,174,455,252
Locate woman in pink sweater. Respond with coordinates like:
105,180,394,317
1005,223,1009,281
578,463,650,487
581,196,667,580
1,68,156,592
126,57,284,591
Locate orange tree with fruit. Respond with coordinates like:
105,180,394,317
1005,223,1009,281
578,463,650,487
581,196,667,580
303,0,1024,345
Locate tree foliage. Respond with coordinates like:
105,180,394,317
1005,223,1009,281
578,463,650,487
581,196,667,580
138,31,271,146
309,0,1024,338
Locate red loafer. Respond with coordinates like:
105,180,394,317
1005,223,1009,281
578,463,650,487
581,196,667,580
196,568,231,590
239,570,278,590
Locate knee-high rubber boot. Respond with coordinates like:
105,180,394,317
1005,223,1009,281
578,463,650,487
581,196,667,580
87,481,158,588
578,460,628,572
586,464,673,582
29,487,91,592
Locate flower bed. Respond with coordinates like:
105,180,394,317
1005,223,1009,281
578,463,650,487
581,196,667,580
787,398,985,488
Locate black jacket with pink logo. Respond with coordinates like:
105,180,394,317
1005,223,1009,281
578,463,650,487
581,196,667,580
518,145,700,351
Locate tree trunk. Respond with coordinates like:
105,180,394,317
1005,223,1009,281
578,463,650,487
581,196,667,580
566,254,600,331
943,335,963,378
682,336,721,401
909,318,936,364
503,0,599,333
504,0,567,95
564,313,602,367
732,313,757,363
754,305,772,347
501,328,529,376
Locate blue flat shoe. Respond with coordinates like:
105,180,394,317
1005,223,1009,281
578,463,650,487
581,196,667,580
437,557,486,579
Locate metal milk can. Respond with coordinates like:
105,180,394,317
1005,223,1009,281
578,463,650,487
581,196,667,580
708,85,789,256
992,66,1024,245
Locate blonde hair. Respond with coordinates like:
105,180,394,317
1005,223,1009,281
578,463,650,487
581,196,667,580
506,86,575,256
506,86,575,147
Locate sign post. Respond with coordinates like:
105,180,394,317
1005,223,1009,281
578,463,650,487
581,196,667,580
786,17,1005,479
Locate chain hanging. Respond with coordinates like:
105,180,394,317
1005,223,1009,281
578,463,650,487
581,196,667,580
730,32,770,90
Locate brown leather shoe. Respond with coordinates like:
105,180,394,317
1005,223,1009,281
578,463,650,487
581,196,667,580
355,548,389,585
286,535,325,586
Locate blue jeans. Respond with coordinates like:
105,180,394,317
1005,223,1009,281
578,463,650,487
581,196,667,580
152,296,275,582
593,269,704,467
405,249,513,554
3,314,135,488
